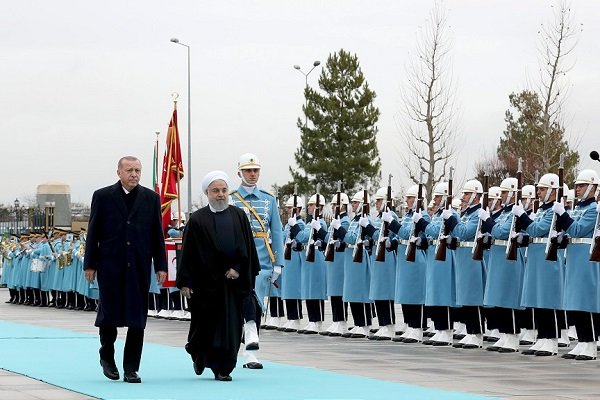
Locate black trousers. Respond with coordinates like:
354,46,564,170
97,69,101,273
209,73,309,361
330,296,347,322
306,299,325,322
486,307,518,334
99,326,144,373
349,302,372,327
535,308,567,339
460,306,484,334
567,311,600,342
374,300,395,326
401,304,426,329
268,297,285,318
428,306,453,331
285,299,303,320
516,308,535,330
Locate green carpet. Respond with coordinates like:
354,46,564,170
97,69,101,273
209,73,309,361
0,320,494,400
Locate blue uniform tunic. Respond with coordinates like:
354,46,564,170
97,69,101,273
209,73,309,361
231,185,285,311
60,241,76,292
423,208,458,307
325,213,351,296
297,217,327,300
393,210,430,305
557,198,600,312
32,241,52,291
340,215,373,303
483,205,525,309
446,204,485,306
519,202,565,309
25,243,41,290
369,211,399,301
281,217,305,300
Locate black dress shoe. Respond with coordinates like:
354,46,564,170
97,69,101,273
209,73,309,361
392,337,405,342
452,342,464,348
214,373,232,381
497,347,518,353
245,342,259,351
574,354,596,361
521,349,536,355
193,362,204,375
486,346,500,352
561,352,577,359
422,339,435,345
243,362,263,369
100,360,119,381
461,344,482,349
432,341,452,346
534,350,556,356
123,371,141,383
401,338,419,344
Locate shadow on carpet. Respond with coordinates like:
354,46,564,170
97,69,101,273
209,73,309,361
0,320,495,400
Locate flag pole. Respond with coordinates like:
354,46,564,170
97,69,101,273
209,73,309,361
154,131,160,193
174,100,182,225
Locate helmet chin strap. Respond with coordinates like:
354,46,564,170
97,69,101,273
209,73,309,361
523,198,531,210
580,184,595,201
503,191,514,207
466,192,476,208
238,170,257,187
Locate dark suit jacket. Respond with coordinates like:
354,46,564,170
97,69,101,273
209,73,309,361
84,181,167,329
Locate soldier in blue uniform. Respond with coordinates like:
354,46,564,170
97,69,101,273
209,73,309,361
230,153,285,369
514,173,565,356
555,169,599,360
442,179,485,349
321,193,351,336
479,177,524,353
368,187,399,341
280,195,305,332
296,193,328,334
421,181,459,346
340,190,375,338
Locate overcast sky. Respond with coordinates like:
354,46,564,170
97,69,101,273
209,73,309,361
2,0,599,209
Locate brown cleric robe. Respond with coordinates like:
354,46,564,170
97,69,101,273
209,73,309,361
176,204,260,376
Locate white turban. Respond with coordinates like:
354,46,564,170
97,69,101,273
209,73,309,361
202,170,230,194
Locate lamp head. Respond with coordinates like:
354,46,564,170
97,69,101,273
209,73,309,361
170,38,180,43
293,65,300,70
14,198,20,208
313,61,321,67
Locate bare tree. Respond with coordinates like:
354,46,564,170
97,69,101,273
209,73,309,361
533,0,581,170
398,2,459,199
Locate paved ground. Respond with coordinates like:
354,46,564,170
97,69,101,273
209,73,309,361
1,287,599,400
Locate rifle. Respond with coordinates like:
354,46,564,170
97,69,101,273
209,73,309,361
306,183,321,262
434,168,454,262
506,158,523,261
375,174,393,262
324,181,342,262
406,172,424,262
533,170,540,213
545,154,565,261
590,209,600,262
352,188,370,263
284,184,298,261
472,174,489,261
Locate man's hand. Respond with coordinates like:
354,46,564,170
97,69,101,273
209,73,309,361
412,211,422,223
359,217,369,228
181,287,193,299
225,268,239,280
331,218,341,230
512,201,525,217
381,212,393,223
478,208,490,221
84,269,96,284
552,200,566,216
270,265,282,282
287,217,297,227
310,219,321,230
441,208,453,220
156,271,167,284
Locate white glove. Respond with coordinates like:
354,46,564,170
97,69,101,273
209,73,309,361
478,208,490,221
552,200,565,216
412,211,422,223
314,239,322,248
385,237,392,248
271,265,282,282
441,208,453,220
359,217,370,228
288,217,297,227
597,202,600,213
310,219,321,230
362,239,370,247
529,212,536,221
512,201,525,217
381,211,393,223
331,218,341,230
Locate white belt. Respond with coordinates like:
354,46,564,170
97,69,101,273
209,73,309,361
494,239,509,246
530,237,549,244
431,240,439,246
399,239,410,246
570,238,593,245
458,241,475,248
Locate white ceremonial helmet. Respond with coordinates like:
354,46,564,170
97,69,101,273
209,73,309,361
237,153,261,170
374,187,394,200
575,169,599,199
499,177,518,205
351,190,370,203
488,186,502,200
330,193,350,205
405,184,419,198
537,173,559,189
171,211,186,221
285,196,305,208
462,180,483,194
521,185,536,199
433,182,449,197
307,194,326,205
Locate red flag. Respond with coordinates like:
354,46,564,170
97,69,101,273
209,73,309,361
160,105,184,232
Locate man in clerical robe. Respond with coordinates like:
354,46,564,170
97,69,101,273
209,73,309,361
177,170,260,381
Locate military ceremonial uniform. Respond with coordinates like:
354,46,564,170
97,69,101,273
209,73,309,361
280,213,305,332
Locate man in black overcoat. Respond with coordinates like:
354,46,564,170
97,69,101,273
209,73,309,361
84,156,167,383
177,170,260,381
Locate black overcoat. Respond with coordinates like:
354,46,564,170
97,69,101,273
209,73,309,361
84,181,167,329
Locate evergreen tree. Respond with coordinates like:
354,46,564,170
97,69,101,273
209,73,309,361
497,90,578,183
284,49,381,198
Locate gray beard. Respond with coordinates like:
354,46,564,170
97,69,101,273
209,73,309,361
208,198,229,212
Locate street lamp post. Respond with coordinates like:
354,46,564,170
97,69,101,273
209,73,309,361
170,38,192,218
14,198,20,235
293,60,321,128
